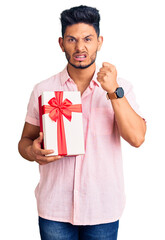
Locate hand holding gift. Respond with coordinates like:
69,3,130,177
27,132,63,165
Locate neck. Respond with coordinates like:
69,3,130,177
67,63,96,87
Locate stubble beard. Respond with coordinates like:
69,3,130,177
64,51,97,69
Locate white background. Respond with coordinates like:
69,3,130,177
0,0,165,239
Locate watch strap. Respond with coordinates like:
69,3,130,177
106,92,117,100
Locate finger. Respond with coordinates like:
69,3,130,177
47,155,63,162
97,75,104,82
33,144,54,155
36,155,62,163
102,62,110,67
97,72,108,77
33,133,45,154
36,160,47,165
38,132,43,143
102,62,115,72
99,66,109,73
97,72,110,81
34,132,43,146
40,148,54,155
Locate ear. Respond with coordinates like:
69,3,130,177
97,36,103,51
59,37,65,52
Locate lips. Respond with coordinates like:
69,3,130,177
73,53,87,61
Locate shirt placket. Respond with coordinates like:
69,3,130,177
72,83,94,224
64,79,95,224
63,79,82,223
67,80,82,223
73,154,84,224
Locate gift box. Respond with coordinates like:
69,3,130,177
38,91,85,156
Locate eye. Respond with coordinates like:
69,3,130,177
85,38,91,42
68,38,76,43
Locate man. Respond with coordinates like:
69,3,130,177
18,5,146,240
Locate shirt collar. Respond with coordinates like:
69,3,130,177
60,66,70,85
60,65,101,88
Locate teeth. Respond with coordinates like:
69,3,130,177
75,55,86,58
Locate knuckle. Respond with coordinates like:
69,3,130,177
40,150,45,156
34,149,40,156
36,155,42,160
105,72,109,76
32,144,38,153
103,74,108,80
35,155,40,160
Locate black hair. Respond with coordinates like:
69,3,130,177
60,5,100,37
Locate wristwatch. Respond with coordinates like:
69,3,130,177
106,87,124,100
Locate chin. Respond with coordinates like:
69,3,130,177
69,60,95,69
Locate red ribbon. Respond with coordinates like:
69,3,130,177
42,92,82,155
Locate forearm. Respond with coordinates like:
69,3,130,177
18,123,62,165
111,96,146,147
18,137,35,162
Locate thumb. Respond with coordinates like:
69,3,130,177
38,132,43,143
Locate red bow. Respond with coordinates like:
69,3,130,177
42,92,82,155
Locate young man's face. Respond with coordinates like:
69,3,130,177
59,23,103,69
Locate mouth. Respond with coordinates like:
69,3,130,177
73,53,87,62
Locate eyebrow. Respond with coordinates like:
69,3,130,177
65,34,94,39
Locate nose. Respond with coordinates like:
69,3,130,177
75,39,85,52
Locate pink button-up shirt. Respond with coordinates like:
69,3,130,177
25,66,140,225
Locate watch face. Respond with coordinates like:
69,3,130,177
116,87,124,98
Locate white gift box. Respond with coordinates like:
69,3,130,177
38,91,85,156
